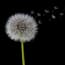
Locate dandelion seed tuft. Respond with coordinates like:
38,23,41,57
5,13,38,42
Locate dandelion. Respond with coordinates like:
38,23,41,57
5,13,38,65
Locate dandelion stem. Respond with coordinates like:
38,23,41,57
21,41,25,65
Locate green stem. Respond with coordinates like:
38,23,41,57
21,41,25,65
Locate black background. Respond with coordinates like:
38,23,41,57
0,0,65,65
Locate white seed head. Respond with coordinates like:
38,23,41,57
5,13,38,42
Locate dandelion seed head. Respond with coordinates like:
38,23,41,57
5,13,38,42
